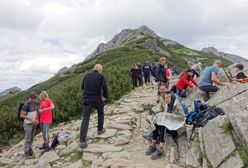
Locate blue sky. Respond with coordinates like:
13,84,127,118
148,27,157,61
0,0,248,92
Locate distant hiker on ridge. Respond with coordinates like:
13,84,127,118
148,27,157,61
130,63,140,89
80,64,108,148
142,61,152,86
199,60,229,101
20,92,39,159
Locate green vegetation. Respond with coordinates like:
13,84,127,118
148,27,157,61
198,150,204,166
238,147,248,168
70,151,83,163
220,121,233,134
0,34,232,148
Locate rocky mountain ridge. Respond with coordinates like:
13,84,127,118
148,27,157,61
85,25,178,60
201,47,248,63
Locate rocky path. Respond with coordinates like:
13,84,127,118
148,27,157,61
1,72,247,168
0,86,182,168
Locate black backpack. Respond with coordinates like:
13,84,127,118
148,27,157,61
17,102,25,122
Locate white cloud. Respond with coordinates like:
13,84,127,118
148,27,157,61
0,0,248,92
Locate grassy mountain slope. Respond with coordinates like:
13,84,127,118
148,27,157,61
0,34,232,147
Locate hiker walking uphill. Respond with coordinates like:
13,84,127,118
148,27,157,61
171,69,198,98
142,61,152,86
199,60,229,101
80,64,108,148
20,92,39,159
130,63,140,89
38,91,55,152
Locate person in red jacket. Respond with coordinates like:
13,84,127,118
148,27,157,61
38,91,55,152
174,69,198,97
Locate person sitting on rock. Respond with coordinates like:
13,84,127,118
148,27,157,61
145,91,185,160
231,63,247,82
171,69,198,98
199,60,229,101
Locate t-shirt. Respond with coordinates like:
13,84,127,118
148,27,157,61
22,101,38,124
236,72,246,79
40,99,54,124
199,66,219,87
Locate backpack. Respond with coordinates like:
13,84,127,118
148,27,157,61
17,102,25,122
151,66,156,77
240,77,248,83
186,100,225,127
17,101,38,122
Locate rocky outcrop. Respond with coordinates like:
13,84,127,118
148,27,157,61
85,25,175,60
201,47,248,63
0,87,22,97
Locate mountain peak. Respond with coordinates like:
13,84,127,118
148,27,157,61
85,25,159,60
202,47,248,63
137,25,155,33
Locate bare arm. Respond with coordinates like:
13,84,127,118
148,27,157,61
211,72,224,85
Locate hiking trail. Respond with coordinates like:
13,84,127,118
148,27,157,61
0,76,248,168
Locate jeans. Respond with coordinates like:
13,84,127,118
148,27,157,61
41,123,50,147
199,85,219,98
152,124,166,143
144,73,150,84
24,123,36,154
80,97,104,142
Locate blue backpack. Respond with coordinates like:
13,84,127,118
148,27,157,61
186,100,225,127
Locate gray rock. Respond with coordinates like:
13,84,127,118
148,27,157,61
108,130,132,145
218,151,244,168
200,116,236,168
83,144,123,153
108,122,133,130
94,129,117,139
59,141,78,156
34,151,60,168
102,157,131,167
65,160,83,168
102,151,131,160
207,84,248,150
82,152,98,161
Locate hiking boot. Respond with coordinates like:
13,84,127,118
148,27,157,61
151,149,164,160
145,145,156,155
80,141,88,148
24,152,30,160
39,143,45,150
203,93,210,102
28,149,34,156
97,128,106,135
43,147,50,153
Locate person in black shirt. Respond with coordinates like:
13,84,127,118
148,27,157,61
80,64,108,148
232,63,247,82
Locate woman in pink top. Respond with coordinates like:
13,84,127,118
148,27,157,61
38,91,55,152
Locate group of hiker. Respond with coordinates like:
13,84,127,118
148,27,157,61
19,91,54,159
130,60,179,89
19,59,247,160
